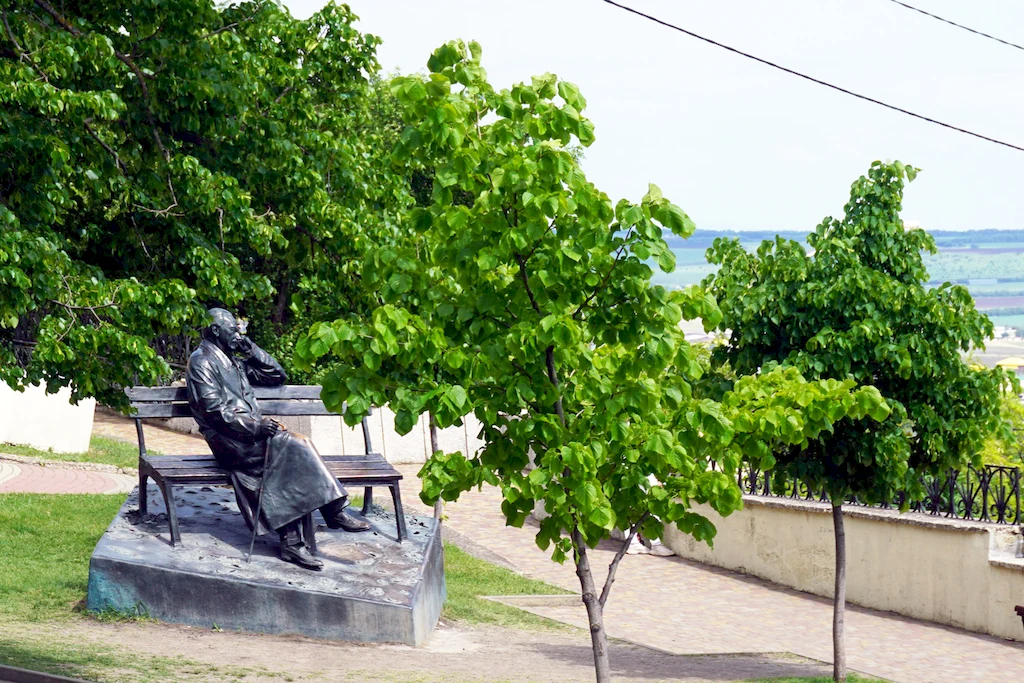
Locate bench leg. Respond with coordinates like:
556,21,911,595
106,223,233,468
302,513,317,555
160,480,182,547
390,482,407,543
138,471,149,516
361,486,373,515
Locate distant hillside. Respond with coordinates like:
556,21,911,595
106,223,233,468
667,229,1024,250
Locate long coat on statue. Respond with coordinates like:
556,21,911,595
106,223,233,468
185,339,345,533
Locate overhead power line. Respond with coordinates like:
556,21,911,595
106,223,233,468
599,0,1024,153
887,0,1024,52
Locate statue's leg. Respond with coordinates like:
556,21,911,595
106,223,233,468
278,519,323,570
302,513,317,554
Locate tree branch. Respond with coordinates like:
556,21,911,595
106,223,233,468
574,240,628,320
524,221,555,261
599,511,650,608
3,10,49,83
546,345,566,427
198,5,261,41
515,255,542,315
32,0,80,36
83,120,125,173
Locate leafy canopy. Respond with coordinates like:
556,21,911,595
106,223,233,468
705,161,1011,501
296,41,891,561
0,0,406,405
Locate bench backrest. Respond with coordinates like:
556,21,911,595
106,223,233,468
125,385,375,458
126,385,342,418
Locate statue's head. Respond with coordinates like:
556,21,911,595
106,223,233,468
204,307,244,354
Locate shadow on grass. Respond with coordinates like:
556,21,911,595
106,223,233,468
0,634,168,683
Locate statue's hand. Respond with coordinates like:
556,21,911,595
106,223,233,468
258,417,282,439
236,335,256,358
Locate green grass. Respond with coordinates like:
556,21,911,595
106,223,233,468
742,677,881,683
0,435,144,470
0,630,290,683
442,541,573,629
0,493,124,621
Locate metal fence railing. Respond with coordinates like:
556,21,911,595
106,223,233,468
734,462,1022,525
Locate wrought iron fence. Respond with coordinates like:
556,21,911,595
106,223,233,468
734,462,1022,525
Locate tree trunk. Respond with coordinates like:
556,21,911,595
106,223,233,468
428,413,443,522
272,276,289,326
832,502,846,682
571,528,612,683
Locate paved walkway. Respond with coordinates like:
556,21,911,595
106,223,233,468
6,413,1024,682
0,459,135,494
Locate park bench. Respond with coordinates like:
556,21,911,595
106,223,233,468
126,385,408,548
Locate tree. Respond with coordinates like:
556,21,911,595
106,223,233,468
295,41,892,683
979,389,1024,467
704,161,1009,681
0,0,407,406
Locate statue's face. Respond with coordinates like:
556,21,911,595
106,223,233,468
212,316,244,353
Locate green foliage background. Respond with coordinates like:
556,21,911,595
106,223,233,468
0,0,409,405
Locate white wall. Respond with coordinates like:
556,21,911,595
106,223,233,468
0,382,96,453
663,495,1024,641
256,406,485,465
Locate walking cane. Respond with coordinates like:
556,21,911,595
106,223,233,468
245,435,273,564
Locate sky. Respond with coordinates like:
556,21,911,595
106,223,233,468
285,0,1024,233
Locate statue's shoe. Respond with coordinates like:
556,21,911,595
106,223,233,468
325,509,371,532
280,544,323,571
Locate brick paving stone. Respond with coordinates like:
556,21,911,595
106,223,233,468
0,461,21,486
92,409,211,456
0,461,135,494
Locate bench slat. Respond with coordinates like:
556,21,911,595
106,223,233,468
151,462,398,475
144,454,400,481
128,385,327,402
147,456,389,468
131,401,343,418
153,464,399,477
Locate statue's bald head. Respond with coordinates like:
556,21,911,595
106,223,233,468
207,308,235,332
204,307,242,353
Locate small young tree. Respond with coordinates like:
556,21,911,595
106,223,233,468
296,42,891,683
704,161,1010,681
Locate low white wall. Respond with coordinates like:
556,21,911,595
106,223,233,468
663,496,1024,641
0,382,96,453
291,406,485,465
162,406,485,466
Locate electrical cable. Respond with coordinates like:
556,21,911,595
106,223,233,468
599,0,1024,153
886,0,1024,52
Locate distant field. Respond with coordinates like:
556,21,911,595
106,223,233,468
989,313,1024,331
943,247,1024,254
923,252,1024,283
973,296,1024,310
957,282,1024,296
652,244,1024,333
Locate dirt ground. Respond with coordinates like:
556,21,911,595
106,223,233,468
12,617,836,683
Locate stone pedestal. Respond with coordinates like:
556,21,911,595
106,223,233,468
87,486,445,645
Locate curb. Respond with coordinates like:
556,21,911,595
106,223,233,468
0,453,137,475
0,663,93,683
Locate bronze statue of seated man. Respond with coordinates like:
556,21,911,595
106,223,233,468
185,308,370,570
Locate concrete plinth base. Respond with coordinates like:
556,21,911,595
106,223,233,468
87,486,445,645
